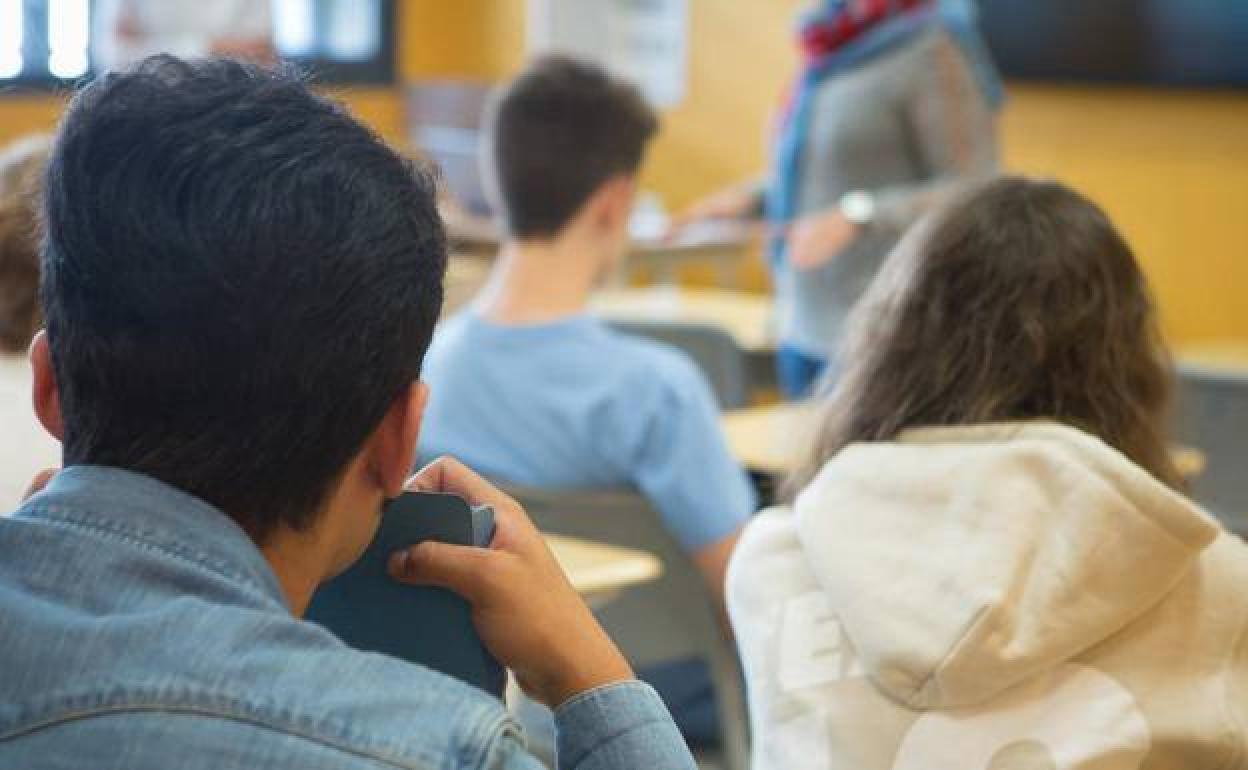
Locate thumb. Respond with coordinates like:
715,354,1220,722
23,468,58,502
388,540,494,603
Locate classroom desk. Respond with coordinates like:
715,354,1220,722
721,402,1208,481
590,285,777,353
720,402,811,477
544,533,664,604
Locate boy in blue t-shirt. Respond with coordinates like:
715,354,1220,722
421,61,755,742
421,56,755,609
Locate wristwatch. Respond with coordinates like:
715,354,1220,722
839,190,876,227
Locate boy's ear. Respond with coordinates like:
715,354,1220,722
29,331,64,442
370,381,428,499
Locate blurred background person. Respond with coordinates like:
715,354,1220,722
729,177,1248,768
673,0,1004,398
92,0,275,72
0,135,58,509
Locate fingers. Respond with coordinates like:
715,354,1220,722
22,468,58,502
388,539,498,603
404,457,542,554
407,456,518,511
664,192,748,241
663,208,703,237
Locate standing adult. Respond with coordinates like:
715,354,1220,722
92,0,274,72
673,0,1004,398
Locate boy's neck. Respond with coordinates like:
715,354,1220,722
474,234,605,325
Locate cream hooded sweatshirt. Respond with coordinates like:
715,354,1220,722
728,421,1248,770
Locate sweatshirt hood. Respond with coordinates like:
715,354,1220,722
794,421,1221,710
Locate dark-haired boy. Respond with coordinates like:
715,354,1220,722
0,56,694,770
419,57,756,743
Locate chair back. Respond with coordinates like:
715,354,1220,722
507,486,750,770
608,320,750,410
1174,363,1248,535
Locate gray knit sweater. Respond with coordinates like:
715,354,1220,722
774,28,999,361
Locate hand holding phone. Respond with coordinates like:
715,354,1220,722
388,457,635,709
306,490,506,696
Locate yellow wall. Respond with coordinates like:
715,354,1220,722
3,0,1245,343
641,2,800,206
402,0,525,80
0,93,68,146
1000,86,1248,344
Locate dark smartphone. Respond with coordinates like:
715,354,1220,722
305,491,505,697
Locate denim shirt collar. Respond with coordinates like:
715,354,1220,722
21,465,287,608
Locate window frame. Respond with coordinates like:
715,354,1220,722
0,0,84,91
0,0,398,93
281,0,397,86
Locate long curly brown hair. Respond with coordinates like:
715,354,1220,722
0,134,51,355
788,176,1181,496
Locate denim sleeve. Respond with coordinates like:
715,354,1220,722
552,682,696,770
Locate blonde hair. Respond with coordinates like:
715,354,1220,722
0,134,51,354
788,176,1181,496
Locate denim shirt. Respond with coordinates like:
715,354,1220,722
0,466,695,770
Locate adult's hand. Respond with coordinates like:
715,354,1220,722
785,207,859,271
388,457,634,708
665,180,763,240
23,469,57,502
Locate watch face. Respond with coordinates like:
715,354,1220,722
840,191,876,225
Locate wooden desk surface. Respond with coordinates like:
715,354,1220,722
720,402,811,477
721,402,1208,481
544,534,664,599
590,286,776,353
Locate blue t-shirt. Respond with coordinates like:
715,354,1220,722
419,311,756,551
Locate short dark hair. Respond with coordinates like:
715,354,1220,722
42,56,447,540
483,55,658,238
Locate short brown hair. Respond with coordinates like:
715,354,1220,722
0,135,50,354
791,176,1181,495
483,55,658,238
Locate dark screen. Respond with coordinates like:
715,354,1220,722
978,0,1248,87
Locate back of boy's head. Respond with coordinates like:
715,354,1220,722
0,135,50,355
483,55,658,238
42,56,447,540
792,176,1181,494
